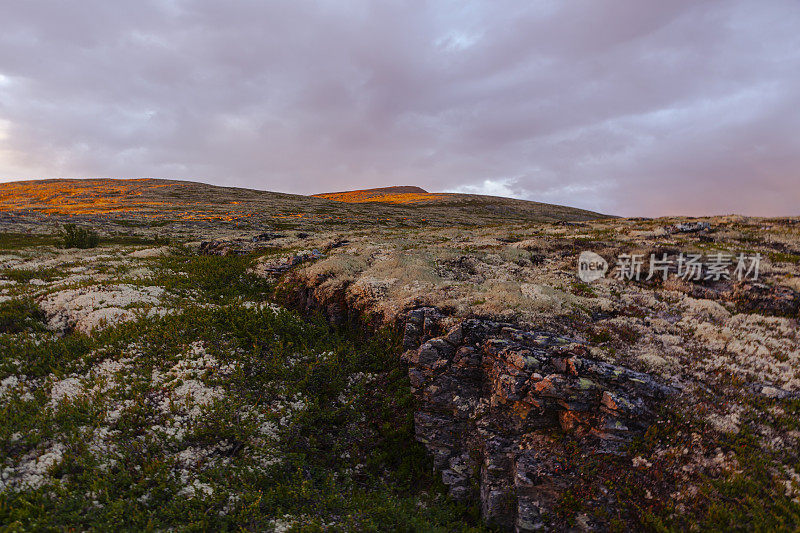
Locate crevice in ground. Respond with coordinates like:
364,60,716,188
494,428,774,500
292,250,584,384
275,277,676,531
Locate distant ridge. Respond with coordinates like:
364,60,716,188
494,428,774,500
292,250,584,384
0,177,610,226
315,185,428,196
312,185,437,204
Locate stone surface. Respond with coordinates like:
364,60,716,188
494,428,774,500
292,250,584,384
401,310,674,530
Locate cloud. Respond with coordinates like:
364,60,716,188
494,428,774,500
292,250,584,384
0,0,798,216
448,178,518,197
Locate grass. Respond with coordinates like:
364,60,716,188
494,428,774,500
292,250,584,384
0,178,607,230
2,209,799,530
0,233,59,250
642,424,800,532
0,250,487,531
102,234,170,246
0,306,486,531
572,281,597,297
2,267,62,284
113,219,174,228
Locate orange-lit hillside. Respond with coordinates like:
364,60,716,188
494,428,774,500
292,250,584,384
313,186,446,204
0,178,172,214
0,178,276,222
0,178,608,227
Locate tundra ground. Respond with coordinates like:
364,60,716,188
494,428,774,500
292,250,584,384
1,212,799,531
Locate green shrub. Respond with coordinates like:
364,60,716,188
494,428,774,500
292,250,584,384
0,298,46,334
155,248,273,302
60,223,99,249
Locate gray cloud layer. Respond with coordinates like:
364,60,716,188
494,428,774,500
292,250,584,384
1,0,798,216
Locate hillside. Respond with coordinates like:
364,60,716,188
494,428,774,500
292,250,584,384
1,181,799,530
313,185,439,204
0,179,609,236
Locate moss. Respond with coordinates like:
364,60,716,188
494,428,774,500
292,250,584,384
589,327,613,344
768,252,800,264
101,234,170,246
572,281,597,297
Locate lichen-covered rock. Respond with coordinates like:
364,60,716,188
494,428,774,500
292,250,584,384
402,310,674,530
37,284,164,334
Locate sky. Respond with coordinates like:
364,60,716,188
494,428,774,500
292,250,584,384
0,0,798,217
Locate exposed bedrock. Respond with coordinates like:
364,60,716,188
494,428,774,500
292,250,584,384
401,307,673,531
281,284,674,531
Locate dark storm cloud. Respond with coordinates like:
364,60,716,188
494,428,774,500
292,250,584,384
0,0,798,216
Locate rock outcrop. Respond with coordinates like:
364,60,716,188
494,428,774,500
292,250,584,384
282,279,676,530
400,307,674,531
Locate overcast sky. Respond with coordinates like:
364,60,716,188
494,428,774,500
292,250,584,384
1,1,798,216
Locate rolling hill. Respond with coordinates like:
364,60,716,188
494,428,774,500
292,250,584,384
0,178,610,230
312,185,440,204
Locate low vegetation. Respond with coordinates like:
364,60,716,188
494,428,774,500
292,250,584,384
0,247,485,531
60,223,99,249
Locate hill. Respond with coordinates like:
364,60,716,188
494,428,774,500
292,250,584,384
0,178,610,232
313,185,437,204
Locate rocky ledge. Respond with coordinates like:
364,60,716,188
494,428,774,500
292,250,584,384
282,271,677,531
399,307,673,531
